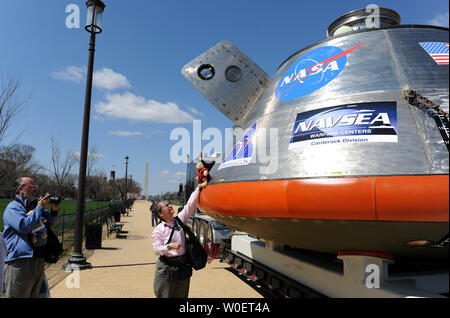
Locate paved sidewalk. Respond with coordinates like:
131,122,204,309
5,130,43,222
48,200,264,298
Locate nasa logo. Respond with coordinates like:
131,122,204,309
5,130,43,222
275,42,365,101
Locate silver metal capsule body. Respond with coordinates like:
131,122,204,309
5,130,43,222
210,26,448,183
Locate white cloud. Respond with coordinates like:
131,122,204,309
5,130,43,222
156,170,171,178
93,68,131,90
92,114,105,121
108,130,142,137
147,129,167,135
51,66,86,83
187,106,204,117
95,91,194,123
51,66,131,91
173,171,186,178
156,170,185,180
428,12,449,28
53,67,193,124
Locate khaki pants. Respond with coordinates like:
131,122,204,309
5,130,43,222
4,257,45,298
153,257,191,298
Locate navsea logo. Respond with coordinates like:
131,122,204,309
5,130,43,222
275,42,365,101
289,102,398,149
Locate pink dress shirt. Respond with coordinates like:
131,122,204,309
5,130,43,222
152,187,200,257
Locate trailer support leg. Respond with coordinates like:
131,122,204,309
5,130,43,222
266,240,283,252
337,250,394,287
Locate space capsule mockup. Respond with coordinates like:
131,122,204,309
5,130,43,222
182,8,449,261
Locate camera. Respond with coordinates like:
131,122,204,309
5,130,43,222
44,193,61,204
50,196,61,204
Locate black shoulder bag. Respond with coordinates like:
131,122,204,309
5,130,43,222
14,198,63,264
175,216,207,270
37,226,63,264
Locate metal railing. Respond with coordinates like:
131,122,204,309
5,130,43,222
50,203,123,250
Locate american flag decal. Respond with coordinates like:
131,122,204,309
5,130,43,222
419,42,449,65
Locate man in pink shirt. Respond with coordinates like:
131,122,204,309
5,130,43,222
151,184,203,297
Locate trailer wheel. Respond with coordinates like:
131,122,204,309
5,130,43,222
192,218,200,238
198,221,208,248
206,222,214,244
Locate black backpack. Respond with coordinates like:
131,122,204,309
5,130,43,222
174,216,207,270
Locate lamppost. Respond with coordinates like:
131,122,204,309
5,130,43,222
130,174,133,199
125,156,129,201
63,0,106,271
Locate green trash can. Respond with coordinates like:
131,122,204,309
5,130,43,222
86,223,102,249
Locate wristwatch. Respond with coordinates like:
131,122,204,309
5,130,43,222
167,244,172,250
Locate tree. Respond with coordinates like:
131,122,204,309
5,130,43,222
113,177,127,201
49,136,77,197
129,179,142,198
0,157,16,198
113,177,142,201
0,143,41,198
31,173,58,196
0,72,29,144
73,144,100,178
86,172,109,200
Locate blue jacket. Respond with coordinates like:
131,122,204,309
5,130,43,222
2,196,58,262
0,231,6,289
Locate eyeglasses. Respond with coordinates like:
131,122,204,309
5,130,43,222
159,202,171,210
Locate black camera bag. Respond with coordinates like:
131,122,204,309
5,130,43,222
33,226,63,264
175,216,207,271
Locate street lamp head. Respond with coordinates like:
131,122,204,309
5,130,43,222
125,155,129,163
85,0,106,34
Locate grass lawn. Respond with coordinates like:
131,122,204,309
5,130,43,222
0,199,115,231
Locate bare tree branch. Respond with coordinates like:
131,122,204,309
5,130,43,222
87,144,99,178
0,72,30,144
50,135,77,196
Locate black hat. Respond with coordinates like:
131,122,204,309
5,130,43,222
201,160,215,171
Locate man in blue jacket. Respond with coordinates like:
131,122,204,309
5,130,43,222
0,231,6,295
2,177,59,298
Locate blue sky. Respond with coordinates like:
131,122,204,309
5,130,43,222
0,0,448,195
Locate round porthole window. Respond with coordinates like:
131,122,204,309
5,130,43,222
225,65,242,82
197,64,215,80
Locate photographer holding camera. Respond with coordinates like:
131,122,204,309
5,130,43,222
2,177,60,298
